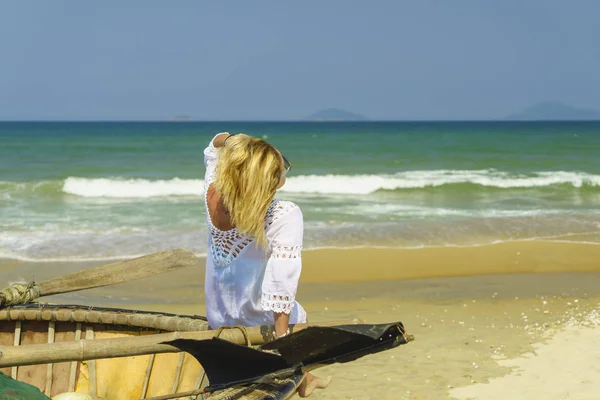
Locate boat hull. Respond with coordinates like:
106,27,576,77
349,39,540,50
0,304,299,400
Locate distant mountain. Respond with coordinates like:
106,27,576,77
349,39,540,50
307,108,367,121
507,102,600,121
170,115,192,121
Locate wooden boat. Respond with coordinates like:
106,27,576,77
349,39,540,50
0,303,313,400
0,250,413,399
1,303,210,399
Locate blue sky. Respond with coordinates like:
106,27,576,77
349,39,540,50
1,1,599,120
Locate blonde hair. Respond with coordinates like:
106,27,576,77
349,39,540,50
214,134,283,247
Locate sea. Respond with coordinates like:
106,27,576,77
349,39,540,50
1,121,600,262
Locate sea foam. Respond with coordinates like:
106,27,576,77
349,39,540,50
62,177,204,198
59,170,600,198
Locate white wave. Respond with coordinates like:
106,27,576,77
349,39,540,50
58,170,600,198
282,170,600,194
63,177,204,198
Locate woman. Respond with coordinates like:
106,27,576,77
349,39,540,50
203,132,330,397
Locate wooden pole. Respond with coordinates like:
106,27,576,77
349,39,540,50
0,249,199,307
36,249,198,297
0,320,359,368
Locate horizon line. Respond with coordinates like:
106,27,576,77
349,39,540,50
2,118,600,123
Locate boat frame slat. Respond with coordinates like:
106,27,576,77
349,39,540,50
140,353,157,399
86,325,97,398
45,321,56,395
171,352,185,394
193,369,208,395
68,322,82,392
11,320,22,379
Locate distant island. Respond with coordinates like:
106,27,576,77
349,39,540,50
170,115,192,122
506,102,600,121
306,108,368,121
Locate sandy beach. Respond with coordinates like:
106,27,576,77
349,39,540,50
1,241,600,399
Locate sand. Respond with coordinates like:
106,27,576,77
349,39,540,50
450,321,600,400
1,240,600,399
301,241,600,282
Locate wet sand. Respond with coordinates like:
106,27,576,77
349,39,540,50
1,241,600,399
3,240,600,295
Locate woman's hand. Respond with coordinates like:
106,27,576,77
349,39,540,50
212,132,232,148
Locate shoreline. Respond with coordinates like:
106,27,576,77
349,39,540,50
2,236,600,265
2,240,600,311
2,240,600,284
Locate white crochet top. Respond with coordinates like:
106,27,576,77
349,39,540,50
203,134,307,328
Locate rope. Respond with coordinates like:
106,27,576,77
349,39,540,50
144,388,207,400
0,282,40,307
213,325,251,346
193,325,252,399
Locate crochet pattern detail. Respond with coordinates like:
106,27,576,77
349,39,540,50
206,198,299,267
261,292,294,314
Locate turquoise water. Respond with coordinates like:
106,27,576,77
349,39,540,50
1,121,600,261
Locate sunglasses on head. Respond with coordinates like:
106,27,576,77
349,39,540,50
282,155,292,175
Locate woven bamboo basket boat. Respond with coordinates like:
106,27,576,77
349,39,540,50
0,303,210,399
0,303,306,400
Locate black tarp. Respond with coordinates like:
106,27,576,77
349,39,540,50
165,322,410,392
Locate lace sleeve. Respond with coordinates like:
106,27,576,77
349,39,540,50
261,202,303,314
203,132,227,190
